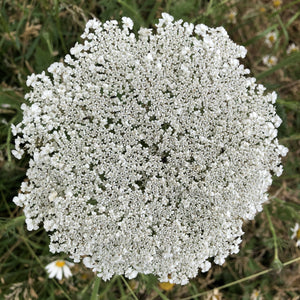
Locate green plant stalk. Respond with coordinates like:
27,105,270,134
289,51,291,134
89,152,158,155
279,134,300,142
265,206,279,262
153,286,170,300
98,275,118,298
276,15,289,48
166,0,172,12
120,275,139,300
117,276,126,297
180,256,300,300
0,215,25,233
117,0,144,26
54,0,67,53
286,11,300,27
91,276,101,300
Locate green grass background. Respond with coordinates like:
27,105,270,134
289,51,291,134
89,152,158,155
0,0,300,299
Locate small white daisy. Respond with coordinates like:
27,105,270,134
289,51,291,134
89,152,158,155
287,43,299,55
262,55,278,67
45,260,74,280
206,288,222,300
226,10,237,24
265,32,277,48
250,289,264,300
290,223,300,247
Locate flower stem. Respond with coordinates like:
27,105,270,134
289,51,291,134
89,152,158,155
180,256,300,300
91,276,101,300
120,275,139,300
265,206,282,269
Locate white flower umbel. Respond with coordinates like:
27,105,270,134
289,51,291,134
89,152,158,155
12,14,287,284
45,260,74,280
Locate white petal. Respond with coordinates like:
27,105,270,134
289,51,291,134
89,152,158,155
48,268,58,279
56,267,63,280
45,261,56,271
66,261,75,267
63,265,72,278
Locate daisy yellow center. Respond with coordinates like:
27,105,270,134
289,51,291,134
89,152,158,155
269,35,275,42
55,260,66,267
268,58,274,64
259,7,266,13
273,0,282,8
297,229,300,240
159,274,175,291
229,13,235,20
158,281,175,291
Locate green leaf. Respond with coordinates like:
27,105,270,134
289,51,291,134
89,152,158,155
34,46,55,73
0,216,25,232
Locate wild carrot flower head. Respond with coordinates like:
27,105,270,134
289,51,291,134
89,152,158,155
12,13,287,284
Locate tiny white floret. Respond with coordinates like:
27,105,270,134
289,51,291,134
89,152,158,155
122,17,133,30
